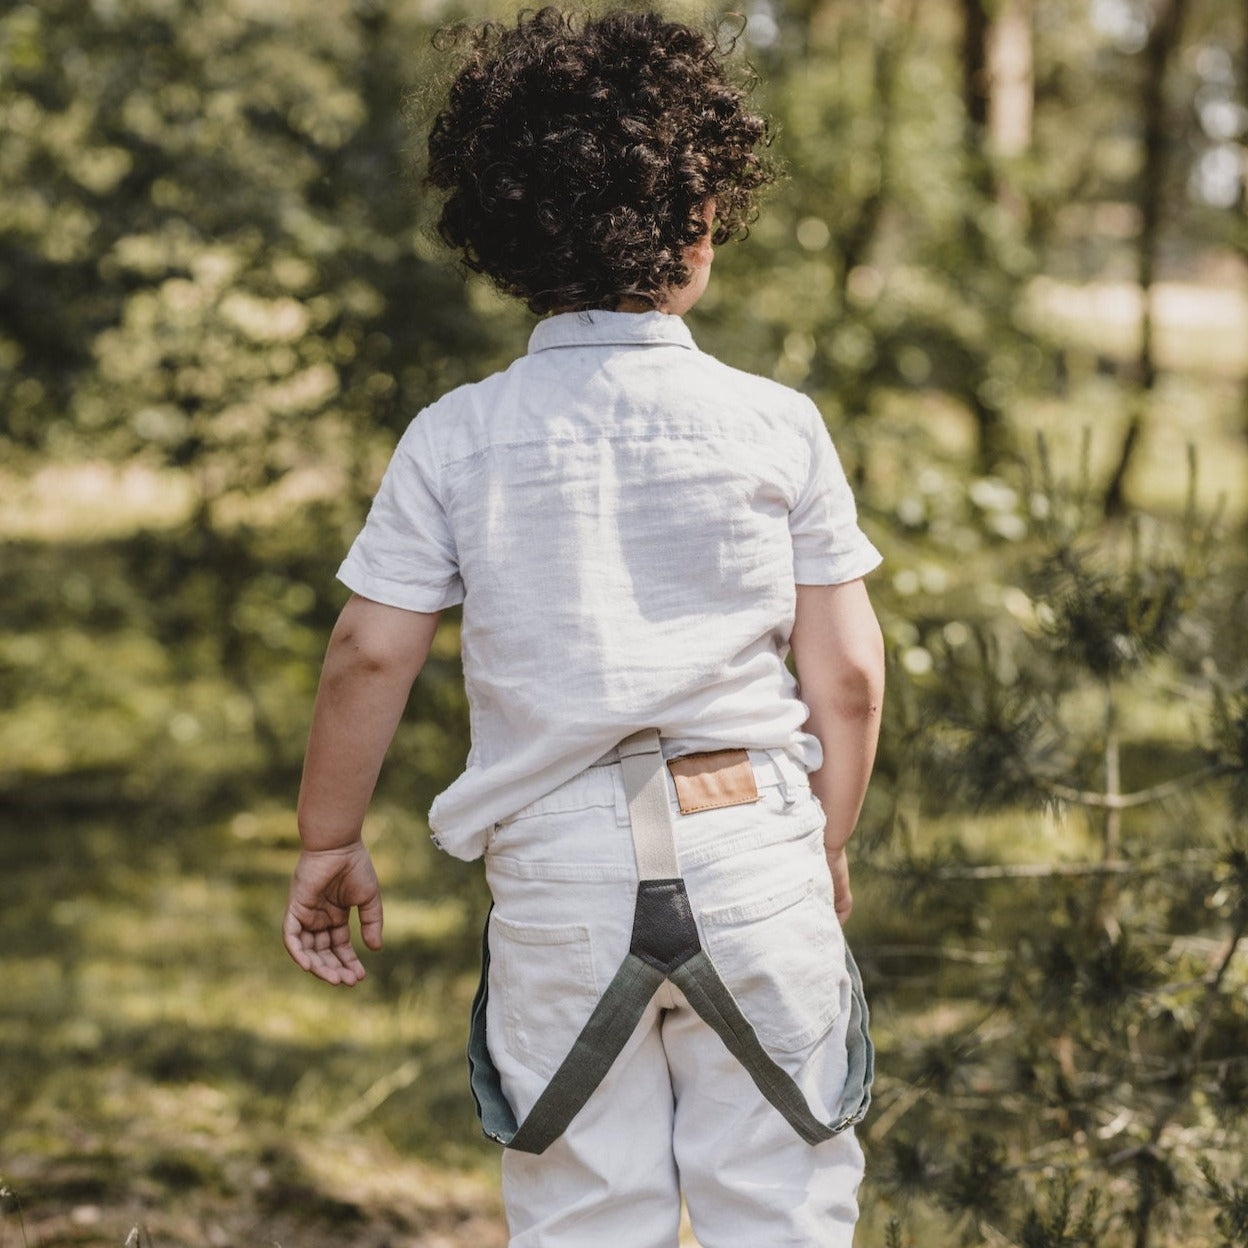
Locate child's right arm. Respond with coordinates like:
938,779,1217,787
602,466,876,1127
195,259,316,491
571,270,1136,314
789,579,886,924
283,593,441,986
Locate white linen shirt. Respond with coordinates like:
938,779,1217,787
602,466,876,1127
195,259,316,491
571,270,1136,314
337,309,882,860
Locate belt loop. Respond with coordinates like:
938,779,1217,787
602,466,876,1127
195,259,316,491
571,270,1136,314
768,751,796,807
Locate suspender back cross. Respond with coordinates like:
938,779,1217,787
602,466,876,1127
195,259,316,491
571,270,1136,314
467,728,874,1154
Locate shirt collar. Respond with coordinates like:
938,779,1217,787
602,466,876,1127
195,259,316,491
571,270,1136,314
527,309,697,355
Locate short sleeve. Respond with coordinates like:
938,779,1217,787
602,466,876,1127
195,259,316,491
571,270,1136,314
789,399,883,585
336,414,466,612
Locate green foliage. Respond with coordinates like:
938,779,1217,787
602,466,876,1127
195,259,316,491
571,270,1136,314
1037,547,1192,679
0,0,518,498
1028,441,1212,681
1199,1158,1248,1248
1019,1175,1102,1248
0,1181,31,1248
940,1132,1010,1231
1211,689,1248,818
925,625,1062,807
870,440,1247,1244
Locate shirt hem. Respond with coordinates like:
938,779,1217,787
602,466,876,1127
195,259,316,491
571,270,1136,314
793,543,883,586
337,560,466,612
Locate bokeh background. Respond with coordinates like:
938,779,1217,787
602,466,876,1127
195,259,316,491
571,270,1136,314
2,0,1247,1245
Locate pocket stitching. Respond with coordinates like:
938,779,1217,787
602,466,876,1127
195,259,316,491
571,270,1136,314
492,914,597,947
698,882,842,1052
678,794,825,869
491,914,600,1079
700,875,814,927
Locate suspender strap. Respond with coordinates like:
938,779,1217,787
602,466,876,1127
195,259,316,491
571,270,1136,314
669,947,874,1144
618,730,702,975
467,728,873,1154
616,728,681,880
469,927,666,1153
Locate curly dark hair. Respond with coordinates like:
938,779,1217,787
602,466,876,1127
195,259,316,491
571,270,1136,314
423,7,776,315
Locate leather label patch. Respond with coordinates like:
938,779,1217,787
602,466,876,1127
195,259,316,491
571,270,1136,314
666,749,759,815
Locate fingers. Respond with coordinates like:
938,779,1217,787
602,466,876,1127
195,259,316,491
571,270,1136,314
282,906,368,986
304,933,367,985
824,849,853,926
835,891,854,925
309,943,366,987
358,892,384,951
283,847,383,985
282,907,315,972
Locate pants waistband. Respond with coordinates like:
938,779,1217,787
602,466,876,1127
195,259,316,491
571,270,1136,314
589,742,808,792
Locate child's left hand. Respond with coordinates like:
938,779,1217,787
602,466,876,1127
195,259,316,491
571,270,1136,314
825,845,853,926
283,844,383,986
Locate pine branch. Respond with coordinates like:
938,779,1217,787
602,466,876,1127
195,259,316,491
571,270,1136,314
870,847,1222,882
1093,687,1122,935
1041,762,1233,811
866,1079,930,1142
871,943,1008,963
1107,910,1248,1169
921,857,1210,880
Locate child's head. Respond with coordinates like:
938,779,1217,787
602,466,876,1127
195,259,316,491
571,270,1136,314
424,7,775,316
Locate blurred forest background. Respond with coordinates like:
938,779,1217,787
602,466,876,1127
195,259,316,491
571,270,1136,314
2,0,1247,1245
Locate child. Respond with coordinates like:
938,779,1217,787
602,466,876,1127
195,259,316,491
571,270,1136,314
284,9,885,1246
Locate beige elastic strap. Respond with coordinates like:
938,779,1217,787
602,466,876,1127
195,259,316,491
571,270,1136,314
615,728,680,881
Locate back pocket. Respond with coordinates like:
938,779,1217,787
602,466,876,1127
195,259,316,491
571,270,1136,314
489,913,601,1080
699,876,843,1053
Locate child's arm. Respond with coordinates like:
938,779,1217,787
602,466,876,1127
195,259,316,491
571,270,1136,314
789,579,885,924
284,593,442,986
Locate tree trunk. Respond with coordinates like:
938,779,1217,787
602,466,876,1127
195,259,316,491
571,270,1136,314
959,0,995,199
1103,0,1191,517
987,0,1033,230
1238,0,1248,443
834,0,916,302
959,0,1012,467
987,0,1033,158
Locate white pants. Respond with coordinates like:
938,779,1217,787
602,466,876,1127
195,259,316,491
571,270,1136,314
481,747,865,1247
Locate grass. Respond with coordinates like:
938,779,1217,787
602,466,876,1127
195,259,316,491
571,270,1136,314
0,600,504,1245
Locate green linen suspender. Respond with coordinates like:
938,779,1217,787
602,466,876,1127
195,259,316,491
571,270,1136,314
467,728,874,1155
